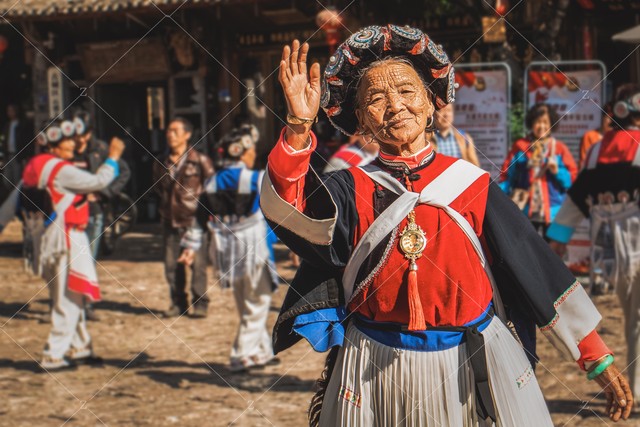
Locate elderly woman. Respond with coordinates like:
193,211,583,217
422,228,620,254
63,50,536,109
261,25,631,426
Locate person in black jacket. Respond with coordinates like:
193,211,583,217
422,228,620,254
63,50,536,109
72,111,131,258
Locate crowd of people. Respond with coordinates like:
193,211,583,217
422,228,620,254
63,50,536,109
0,21,639,426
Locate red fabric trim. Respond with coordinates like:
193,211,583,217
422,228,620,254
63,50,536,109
267,127,317,211
577,330,613,370
68,271,101,302
541,178,551,224
597,129,640,164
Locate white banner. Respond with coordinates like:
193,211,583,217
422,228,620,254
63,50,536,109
526,68,603,159
454,68,509,177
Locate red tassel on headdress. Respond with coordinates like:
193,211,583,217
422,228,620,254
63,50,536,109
407,268,426,331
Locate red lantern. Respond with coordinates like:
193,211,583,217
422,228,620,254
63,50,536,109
316,8,344,54
495,0,510,16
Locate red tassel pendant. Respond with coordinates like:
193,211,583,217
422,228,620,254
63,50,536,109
399,210,427,331
407,262,426,331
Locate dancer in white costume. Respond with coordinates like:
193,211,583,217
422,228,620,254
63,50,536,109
180,126,278,372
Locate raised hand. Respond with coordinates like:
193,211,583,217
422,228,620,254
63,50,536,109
278,40,321,150
108,136,125,160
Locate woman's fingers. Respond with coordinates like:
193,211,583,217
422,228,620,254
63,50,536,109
298,42,309,75
290,39,300,75
309,62,321,92
279,45,291,85
606,392,614,415
621,376,634,419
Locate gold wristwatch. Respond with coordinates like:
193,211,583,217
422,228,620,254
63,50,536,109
286,113,318,125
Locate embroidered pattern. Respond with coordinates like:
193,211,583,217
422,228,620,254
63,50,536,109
427,37,449,64
320,78,330,108
540,280,580,331
446,68,456,103
339,385,362,408
325,48,345,77
350,227,399,303
342,45,360,65
347,26,384,49
389,24,423,40
553,280,580,308
377,147,435,172
516,365,534,389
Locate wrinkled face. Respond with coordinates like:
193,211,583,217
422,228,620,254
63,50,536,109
355,62,433,148
531,113,552,140
51,139,76,160
434,103,454,132
166,121,191,150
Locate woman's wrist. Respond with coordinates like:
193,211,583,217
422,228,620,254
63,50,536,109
587,354,615,380
285,123,314,151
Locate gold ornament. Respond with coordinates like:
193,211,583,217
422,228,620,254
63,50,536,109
399,210,427,270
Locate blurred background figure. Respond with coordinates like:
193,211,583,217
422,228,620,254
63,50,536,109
152,117,214,319
323,134,379,173
500,103,578,236
548,83,640,403
180,125,279,373
71,111,131,259
71,110,131,321
579,102,614,168
1,103,33,185
21,119,123,370
499,102,578,368
431,103,480,166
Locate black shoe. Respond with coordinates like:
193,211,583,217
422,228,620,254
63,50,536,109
264,357,281,367
190,306,208,318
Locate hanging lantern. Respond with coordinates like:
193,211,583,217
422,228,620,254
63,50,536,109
315,8,343,54
495,0,510,16
0,35,8,60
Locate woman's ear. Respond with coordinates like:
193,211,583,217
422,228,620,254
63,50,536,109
355,109,369,136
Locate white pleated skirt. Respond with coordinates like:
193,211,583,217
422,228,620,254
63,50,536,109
318,318,553,427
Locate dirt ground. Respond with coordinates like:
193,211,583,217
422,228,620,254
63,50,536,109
0,220,636,427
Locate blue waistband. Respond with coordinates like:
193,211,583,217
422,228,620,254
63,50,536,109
354,304,494,352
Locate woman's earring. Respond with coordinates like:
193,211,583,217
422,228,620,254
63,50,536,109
425,115,435,130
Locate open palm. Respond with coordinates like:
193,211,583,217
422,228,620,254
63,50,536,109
279,40,321,119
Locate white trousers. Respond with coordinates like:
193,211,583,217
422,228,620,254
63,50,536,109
42,252,91,359
230,265,274,365
319,318,552,427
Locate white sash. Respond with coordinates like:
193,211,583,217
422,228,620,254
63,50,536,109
342,160,506,319
38,159,75,275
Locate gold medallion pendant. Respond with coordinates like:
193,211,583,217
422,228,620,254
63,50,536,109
399,210,427,268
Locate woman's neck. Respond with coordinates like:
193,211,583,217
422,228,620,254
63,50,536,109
378,133,428,157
